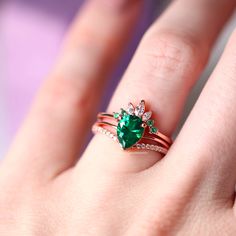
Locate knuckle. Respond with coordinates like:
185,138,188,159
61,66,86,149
140,30,207,82
135,202,182,234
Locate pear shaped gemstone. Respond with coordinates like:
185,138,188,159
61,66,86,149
117,114,144,149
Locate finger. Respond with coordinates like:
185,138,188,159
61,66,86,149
166,29,236,204
82,0,236,173
4,0,142,177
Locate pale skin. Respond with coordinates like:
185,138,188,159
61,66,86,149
1,0,236,235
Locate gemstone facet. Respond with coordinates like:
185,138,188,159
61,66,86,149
117,114,144,149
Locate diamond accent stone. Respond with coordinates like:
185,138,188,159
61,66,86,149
127,103,135,115
142,111,152,122
135,100,145,117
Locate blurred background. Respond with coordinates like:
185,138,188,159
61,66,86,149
0,0,236,159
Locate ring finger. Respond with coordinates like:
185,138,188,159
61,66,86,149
82,0,236,173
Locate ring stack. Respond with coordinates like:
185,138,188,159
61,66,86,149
92,100,172,155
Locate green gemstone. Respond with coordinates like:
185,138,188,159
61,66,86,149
117,114,144,149
150,127,158,133
120,108,127,115
113,112,120,119
147,119,154,127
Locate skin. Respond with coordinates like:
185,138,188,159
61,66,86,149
1,0,236,235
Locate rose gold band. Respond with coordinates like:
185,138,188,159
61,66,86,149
92,100,172,155
95,114,172,153
95,121,170,149
97,112,172,147
92,124,168,155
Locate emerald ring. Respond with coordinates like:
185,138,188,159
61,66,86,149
92,100,172,155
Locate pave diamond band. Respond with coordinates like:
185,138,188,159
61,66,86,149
92,100,172,156
95,120,170,149
92,125,168,155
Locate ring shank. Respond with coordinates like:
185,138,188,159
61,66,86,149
92,124,168,155
97,112,172,146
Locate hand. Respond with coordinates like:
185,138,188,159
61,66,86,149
1,0,236,235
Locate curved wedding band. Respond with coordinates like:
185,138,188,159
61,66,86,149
92,100,172,156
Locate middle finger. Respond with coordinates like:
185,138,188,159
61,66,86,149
82,0,236,173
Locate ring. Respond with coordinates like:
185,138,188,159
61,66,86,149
92,100,172,155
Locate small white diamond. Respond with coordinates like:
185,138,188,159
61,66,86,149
142,111,152,122
127,102,135,115
135,100,145,117
141,143,146,149
146,144,150,149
